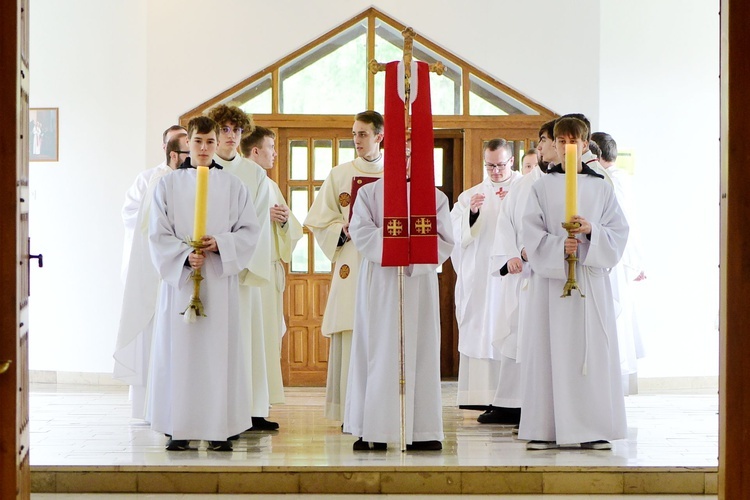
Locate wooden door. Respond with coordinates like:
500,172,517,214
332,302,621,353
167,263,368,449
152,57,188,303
278,128,356,386
0,1,32,498
278,128,464,385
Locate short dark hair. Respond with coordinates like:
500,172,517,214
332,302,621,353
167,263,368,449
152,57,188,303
484,138,513,157
522,148,539,161
240,126,275,157
187,116,220,139
591,132,618,162
354,110,384,134
162,125,187,144
553,117,589,142
165,132,187,163
559,113,591,140
539,120,556,140
588,140,602,158
206,104,254,132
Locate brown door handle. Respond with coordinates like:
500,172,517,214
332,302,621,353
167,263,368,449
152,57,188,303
0,360,11,375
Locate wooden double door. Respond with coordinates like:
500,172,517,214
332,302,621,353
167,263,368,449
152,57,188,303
276,128,462,386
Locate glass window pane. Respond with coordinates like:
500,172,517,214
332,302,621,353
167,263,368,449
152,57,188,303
338,139,356,165
469,73,538,116
289,188,309,227
373,21,462,115
434,148,444,187
291,233,308,273
314,241,332,273
314,140,333,181
280,22,367,114
290,140,308,181
234,74,272,114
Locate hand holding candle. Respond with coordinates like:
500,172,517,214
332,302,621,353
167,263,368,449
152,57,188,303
564,144,577,223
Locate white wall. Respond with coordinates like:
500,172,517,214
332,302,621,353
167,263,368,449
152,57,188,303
28,0,718,379
598,0,720,377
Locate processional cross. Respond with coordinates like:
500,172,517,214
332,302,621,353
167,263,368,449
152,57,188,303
368,27,444,453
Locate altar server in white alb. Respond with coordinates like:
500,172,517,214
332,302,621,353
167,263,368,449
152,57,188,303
208,104,276,431
240,127,303,407
148,116,260,452
450,139,521,420
344,142,454,451
303,111,385,422
114,131,189,420
519,116,629,451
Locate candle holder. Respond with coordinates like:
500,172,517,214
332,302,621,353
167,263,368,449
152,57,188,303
561,222,585,298
181,238,207,322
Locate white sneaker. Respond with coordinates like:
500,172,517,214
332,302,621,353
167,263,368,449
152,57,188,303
526,440,558,450
580,440,612,450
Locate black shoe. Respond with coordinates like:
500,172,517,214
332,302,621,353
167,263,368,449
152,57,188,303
250,416,280,431
353,437,370,451
477,407,521,425
165,439,189,451
207,440,233,452
228,434,240,441
372,442,387,451
406,440,442,451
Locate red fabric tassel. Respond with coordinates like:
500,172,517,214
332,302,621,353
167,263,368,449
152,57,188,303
382,61,410,266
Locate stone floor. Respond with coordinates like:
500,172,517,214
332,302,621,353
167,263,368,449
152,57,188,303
29,382,718,496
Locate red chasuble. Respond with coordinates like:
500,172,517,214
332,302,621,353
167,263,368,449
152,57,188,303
382,60,438,266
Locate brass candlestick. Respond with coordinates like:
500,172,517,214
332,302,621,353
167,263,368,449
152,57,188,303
181,239,207,321
561,222,585,298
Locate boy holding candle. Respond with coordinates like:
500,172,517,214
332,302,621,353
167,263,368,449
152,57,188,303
518,116,629,451
147,116,261,452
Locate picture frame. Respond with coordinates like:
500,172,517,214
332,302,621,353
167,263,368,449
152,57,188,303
29,107,59,162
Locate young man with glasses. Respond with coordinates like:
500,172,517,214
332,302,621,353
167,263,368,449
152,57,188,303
207,104,277,432
450,138,522,425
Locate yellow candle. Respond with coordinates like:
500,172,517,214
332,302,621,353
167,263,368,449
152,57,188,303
564,144,577,223
193,166,209,241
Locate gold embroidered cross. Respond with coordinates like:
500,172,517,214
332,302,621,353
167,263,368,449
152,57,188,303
387,219,404,236
414,217,432,235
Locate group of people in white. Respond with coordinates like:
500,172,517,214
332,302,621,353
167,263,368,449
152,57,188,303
115,105,644,453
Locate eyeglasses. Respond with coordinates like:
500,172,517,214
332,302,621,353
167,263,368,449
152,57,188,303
220,126,244,136
177,150,190,154
485,159,513,171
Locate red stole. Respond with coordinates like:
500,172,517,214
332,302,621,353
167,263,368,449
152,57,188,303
382,60,438,266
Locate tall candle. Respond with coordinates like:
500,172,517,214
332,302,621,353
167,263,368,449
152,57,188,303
193,166,209,241
564,144,577,223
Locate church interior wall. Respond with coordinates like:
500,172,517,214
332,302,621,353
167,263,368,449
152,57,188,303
26,0,718,382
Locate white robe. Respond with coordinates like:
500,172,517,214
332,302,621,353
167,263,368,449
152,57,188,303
303,156,384,420
261,178,303,404
344,180,454,444
487,167,545,408
147,167,260,441
214,154,272,417
450,172,520,406
518,170,629,445
121,163,167,282
114,164,173,419
607,165,646,393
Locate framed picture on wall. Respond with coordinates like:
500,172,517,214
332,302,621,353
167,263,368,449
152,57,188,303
29,108,59,162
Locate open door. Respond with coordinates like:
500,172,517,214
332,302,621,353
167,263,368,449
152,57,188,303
0,1,32,498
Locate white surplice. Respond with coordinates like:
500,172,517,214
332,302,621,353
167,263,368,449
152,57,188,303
303,156,384,420
114,163,173,419
607,165,646,394
344,180,454,444
261,178,303,404
214,154,272,417
450,172,520,406
518,169,629,445
147,167,260,441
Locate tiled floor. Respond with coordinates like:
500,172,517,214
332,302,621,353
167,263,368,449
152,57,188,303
29,382,718,496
